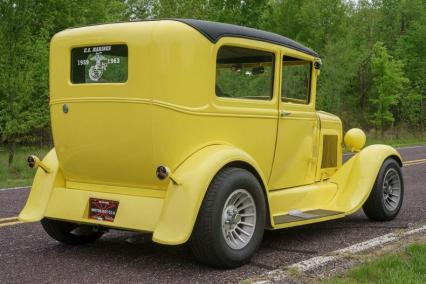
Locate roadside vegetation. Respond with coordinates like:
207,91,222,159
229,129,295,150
325,242,426,284
365,131,426,147
1,0,425,166
0,147,48,188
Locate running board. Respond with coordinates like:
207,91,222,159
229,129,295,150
273,209,343,225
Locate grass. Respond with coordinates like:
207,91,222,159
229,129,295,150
324,242,426,284
363,129,425,147
0,147,49,188
366,136,426,148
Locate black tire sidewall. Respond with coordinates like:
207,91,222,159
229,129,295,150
210,169,266,266
374,159,404,219
41,218,103,245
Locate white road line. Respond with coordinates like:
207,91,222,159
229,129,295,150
288,255,337,272
252,224,426,283
405,226,426,235
0,186,30,191
336,233,397,255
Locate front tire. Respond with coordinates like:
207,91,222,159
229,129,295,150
189,167,266,268
363,158,404,221
41,218,103,245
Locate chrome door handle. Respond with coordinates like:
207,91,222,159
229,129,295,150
280,111,292,117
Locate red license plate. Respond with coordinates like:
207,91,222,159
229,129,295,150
89,198,119,222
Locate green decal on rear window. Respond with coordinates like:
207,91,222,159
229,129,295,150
71,44,128,84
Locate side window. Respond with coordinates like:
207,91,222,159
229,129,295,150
216,46,274,100
281,56,311,104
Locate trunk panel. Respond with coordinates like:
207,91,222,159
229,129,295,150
51,101,159,188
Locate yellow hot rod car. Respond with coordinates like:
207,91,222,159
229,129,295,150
20,19,404,268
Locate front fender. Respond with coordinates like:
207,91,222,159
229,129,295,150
18,149,65,222
329,144,402,214
152,144,268,245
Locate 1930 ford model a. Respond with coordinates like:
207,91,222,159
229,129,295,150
20,19,404,268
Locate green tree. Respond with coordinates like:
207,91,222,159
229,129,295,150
394,1,426,131
370,42,408,137
128,0,269,28
1,0,425,163
0,0,126,167
0,1,47,166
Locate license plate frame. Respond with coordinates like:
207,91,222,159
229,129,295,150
88,198,119,222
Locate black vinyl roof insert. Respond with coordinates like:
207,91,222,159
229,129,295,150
172,19,319,57
67,19,318,57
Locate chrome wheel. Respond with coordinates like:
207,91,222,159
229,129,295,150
221,189,256,250
382,168,402,211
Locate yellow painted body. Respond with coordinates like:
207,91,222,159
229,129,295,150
20,21,402,245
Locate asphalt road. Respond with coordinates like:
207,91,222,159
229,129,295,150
0,146,425,283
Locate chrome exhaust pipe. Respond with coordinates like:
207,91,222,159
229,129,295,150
27,155,52,173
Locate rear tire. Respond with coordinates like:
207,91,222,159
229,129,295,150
363,158,404,221
41,218,103,245
189,167,266,268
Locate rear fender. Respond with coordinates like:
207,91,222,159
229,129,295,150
329,144,402,214
18,149,65,222
152,144,269,245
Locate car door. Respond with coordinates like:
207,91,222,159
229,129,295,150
210,41,281,181
268,53,319,190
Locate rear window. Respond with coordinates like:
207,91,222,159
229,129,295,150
71,44,128,84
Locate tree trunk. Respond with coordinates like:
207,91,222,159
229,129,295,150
422,95,425,133
393,122,398,139
380,112,384,139
359,68,366,110
7,141,15,168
